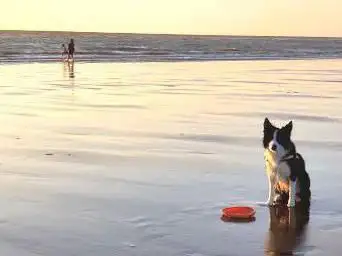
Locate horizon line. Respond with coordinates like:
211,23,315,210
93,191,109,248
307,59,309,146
1,29,342,40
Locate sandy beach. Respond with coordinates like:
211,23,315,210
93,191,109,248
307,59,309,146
0,59,342,255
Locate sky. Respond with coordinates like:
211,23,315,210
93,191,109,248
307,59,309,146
1,0,342,37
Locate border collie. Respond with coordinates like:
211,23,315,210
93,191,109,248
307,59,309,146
263,118,311,208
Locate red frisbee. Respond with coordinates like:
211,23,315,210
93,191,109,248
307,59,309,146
221,206,256,219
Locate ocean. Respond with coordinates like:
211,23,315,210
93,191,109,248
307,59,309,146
1,31,342,63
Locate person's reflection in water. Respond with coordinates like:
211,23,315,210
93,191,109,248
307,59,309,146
264,204,310,255
63,62,68,78
67,61,75,79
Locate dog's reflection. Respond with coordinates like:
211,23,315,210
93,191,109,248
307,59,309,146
264,205,309,255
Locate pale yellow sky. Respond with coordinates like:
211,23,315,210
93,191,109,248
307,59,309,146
1,0,341,36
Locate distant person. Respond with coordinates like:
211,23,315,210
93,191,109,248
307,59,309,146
68,39,75,61
62,44,68,59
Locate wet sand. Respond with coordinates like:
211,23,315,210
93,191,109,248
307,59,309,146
0,60,342,255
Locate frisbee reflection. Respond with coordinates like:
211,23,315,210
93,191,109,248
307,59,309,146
220,215,256,223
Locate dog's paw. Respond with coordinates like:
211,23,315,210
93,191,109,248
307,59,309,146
287,201,296,208
265,200,274,206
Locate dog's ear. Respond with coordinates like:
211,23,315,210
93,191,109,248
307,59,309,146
264,117,275,131
282,121,293,136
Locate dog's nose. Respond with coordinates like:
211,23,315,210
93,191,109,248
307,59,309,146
271,144,277,151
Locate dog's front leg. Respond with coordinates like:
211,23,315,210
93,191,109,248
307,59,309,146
287,179,296,208
266,174,276,205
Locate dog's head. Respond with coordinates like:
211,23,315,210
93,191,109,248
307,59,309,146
263,118,294,159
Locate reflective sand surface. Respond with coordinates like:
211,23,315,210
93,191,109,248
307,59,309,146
0,60,342,255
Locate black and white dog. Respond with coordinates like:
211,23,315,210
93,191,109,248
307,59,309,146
263,118,311,208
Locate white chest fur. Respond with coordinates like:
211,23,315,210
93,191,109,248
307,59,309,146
264,149,298,207
264,150,291,182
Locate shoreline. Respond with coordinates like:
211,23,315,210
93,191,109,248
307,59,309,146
2,56,342,65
